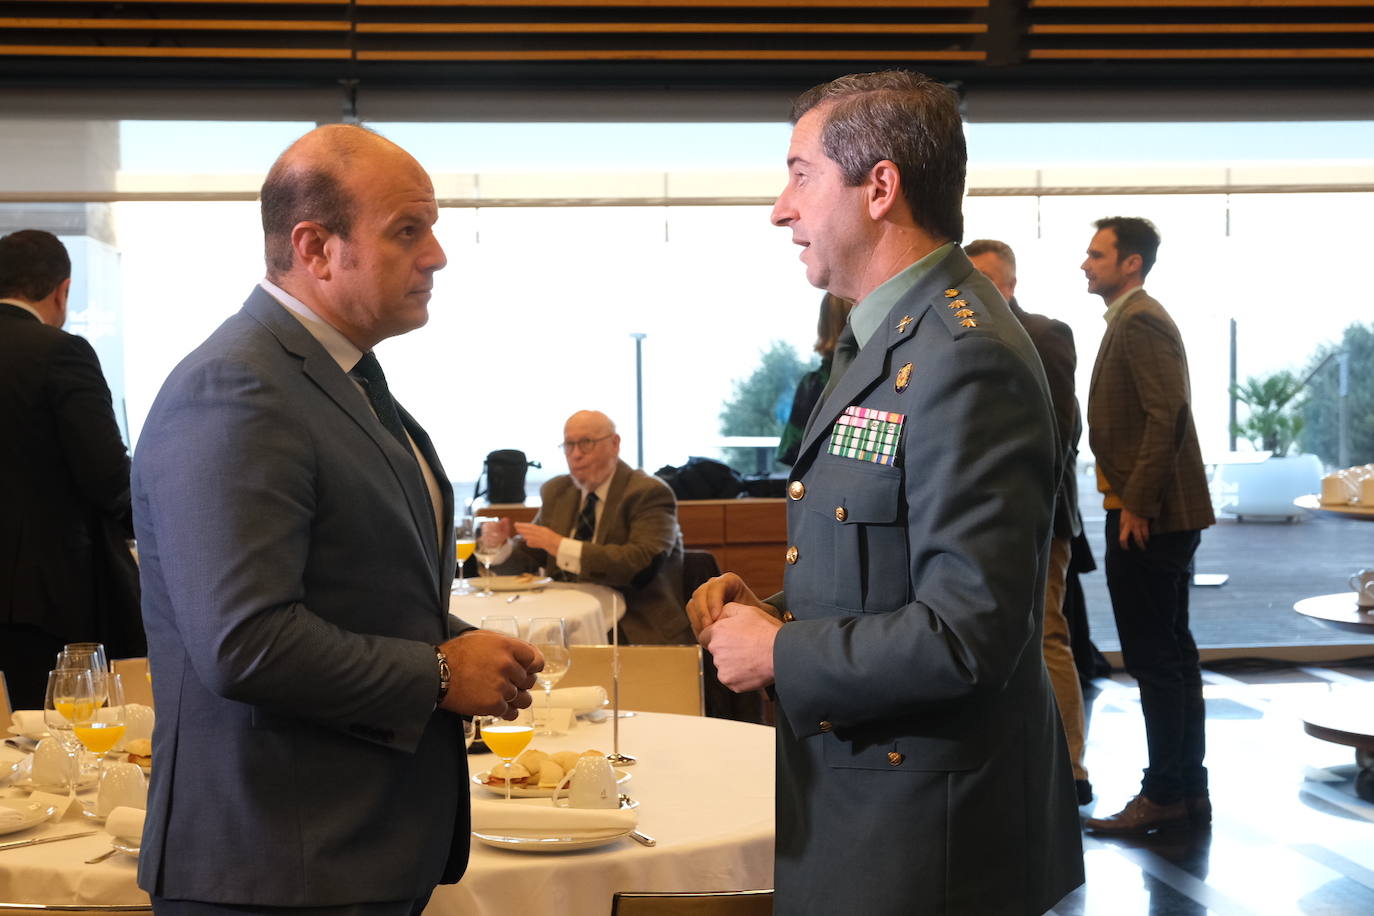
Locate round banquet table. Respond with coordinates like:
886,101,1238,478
450,581,624,644
1292,592,1374,634
0,713,774,911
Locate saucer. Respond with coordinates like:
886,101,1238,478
0,799,57,836
471,827,630,852
110,836,141,858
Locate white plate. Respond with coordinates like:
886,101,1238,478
6,725,47,741
472,769,630,799
4,759,99,792
111,836,141,858
472,827,630,852
475,575,553,593
0,798,57,836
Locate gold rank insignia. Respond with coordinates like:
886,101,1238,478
961,318,978,328
895,362,913,392
896,315,913,333
947,298,968,310
944,289,959,298
955,308,975,319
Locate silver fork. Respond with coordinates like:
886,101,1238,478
85,847,118,864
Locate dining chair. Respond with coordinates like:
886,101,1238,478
0,670,12,725
610,890,773,915
559,645,704,716
110,658,153,709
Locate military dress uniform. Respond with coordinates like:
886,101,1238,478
769,247,1084,915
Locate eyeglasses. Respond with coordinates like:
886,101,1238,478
559,435,614,454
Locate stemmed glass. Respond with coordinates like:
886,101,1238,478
43,668,94,805
473,517,503,595
453,515,476,595
57,643,109,705
480,616,521,639
480,713,533,802
75,673,127,771
526,618,570,736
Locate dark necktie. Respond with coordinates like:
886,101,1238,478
819,321,859,407
351,352,413,457
574,492,599,542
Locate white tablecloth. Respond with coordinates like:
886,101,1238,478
0,713,774,910
450,581,624,645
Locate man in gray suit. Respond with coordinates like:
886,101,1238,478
689,71,1083,914
133,125,542,914
487,410,692,645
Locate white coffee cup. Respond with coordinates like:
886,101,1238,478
96,762,147,815
122,704,155,744
551,755,619,809
1322,473,1357,505
1350,569,1374,609
30,737,68,786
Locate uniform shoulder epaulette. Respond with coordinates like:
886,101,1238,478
932,286,995,340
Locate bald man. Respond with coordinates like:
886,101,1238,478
133,125,542,914
489,410,693,645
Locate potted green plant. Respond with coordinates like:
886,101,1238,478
1231,370,1305,456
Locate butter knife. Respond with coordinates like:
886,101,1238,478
0,830,99,852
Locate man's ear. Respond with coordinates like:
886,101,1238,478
1121,252,1144,276
291,221,335,280
866,160,904,221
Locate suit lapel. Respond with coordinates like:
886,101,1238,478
1088,289,1141,401
598,461,632,546
242,288,442,592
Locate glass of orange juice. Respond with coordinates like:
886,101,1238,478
43,667,94,802
480,713,533,801
454,515,476,595
75,673,128,767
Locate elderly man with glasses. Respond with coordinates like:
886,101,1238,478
485,410,693,645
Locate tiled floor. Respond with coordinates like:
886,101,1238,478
1052,663,1374,915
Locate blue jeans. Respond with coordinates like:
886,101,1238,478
1104,511,1207,804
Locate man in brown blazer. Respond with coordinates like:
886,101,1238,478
489,410,692,645
1080,217,1216,836
966,238,1092,806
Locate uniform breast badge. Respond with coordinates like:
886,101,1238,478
829,406,905,466
895,362,913,392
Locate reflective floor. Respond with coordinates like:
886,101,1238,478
1052,663,1374,916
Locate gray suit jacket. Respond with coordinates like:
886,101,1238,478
1087,289,1215,534
504,460,691,645
132,288,465,906
771,248,1083,914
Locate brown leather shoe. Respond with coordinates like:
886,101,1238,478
1187,794,1212,826
1084,794,1191,836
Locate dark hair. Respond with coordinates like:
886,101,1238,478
260,166,356,280
0,229,70,301
962,238,1015,270
1094,216,1161,277
791,70,966,243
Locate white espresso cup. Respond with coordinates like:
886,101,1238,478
1350,569,1374,609
551,755,620,809
97,761,148,815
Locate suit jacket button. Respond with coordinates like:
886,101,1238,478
788,480,806,500
782,610,796,622
834,506,847,522
888,751,905,766
785,545,799,565
818,720,833,733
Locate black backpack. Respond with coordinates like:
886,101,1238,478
654,457,744,500
472,449,541,505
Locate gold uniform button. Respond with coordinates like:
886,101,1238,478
785,545,799,565
782,610,796,622
819,720,833,733
834,506,847,522
788,480,806,500
888,751,905,766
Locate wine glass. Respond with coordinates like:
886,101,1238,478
526,618,571,736
75,673,127,769
480,616,521,639
473,517,503,594
57,643,110,712
453,515,476,595
43,667,94,804
479,713,533,802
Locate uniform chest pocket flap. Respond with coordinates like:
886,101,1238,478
804,460,905,610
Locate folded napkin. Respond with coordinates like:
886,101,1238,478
105,806,146,842
470,798,636,837
11,710,47,738
545,687,608,715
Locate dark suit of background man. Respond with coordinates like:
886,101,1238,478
965,238,1093,807
488,410,693,646
133,125,541,915
1080,216,1215,837
688,71,1083,915
0,229,143,710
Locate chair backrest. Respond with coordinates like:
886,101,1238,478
681,549,723,602
0,670,11,725
559,645,704,716
111,658,154,709
611,890,773,916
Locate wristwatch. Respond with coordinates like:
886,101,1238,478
434,646,451,705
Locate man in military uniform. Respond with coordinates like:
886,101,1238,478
688,71,1083,914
